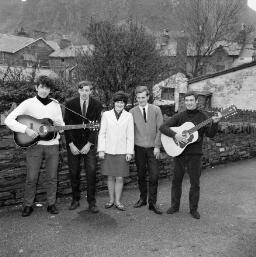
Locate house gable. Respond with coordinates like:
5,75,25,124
188,61,256,110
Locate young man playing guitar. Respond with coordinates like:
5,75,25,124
64,81,102,213
5,76,64,217
160,91,222,219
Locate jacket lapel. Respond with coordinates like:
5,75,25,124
74,97,82,115
147,104,152,123
85,97,92,117
135,106,143,120
109,109,118,122
118,110,128,123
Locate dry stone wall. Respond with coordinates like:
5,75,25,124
1,109,256,206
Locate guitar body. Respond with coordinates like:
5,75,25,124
161,122,198,157
161,105,238,157
13,115,100,148
14,115,56,148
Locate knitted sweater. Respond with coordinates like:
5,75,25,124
130,104,163,148
5,96,64,145
159,109,218,155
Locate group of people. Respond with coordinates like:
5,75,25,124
5,75,222,220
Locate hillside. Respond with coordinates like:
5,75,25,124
0,0,255,41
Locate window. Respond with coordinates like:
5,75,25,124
161,87,175,100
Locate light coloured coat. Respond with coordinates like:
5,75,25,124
97,109,134,155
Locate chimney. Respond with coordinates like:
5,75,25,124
32,30,47,40
161,29,170,46
59,38,72,49
175,32,188,74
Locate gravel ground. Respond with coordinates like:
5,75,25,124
1,159,256,257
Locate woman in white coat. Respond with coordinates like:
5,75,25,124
98,91,134,211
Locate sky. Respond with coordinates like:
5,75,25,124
248,0,256,11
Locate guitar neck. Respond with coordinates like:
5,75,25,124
48,124,88,132
188,117,213,134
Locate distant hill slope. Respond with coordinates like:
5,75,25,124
0,0,255,40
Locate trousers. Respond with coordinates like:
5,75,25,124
171,155,202,211
25,144,59,206
134,145,159,204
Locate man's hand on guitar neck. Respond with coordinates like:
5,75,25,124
25,128,38,139
212,112,222,123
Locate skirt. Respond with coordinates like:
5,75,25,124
101,154,129,177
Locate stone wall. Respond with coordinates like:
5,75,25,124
188,63,256,110
1,115,256,207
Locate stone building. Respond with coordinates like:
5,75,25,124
0,34,59,68
49,39,93,80
188,61,256,110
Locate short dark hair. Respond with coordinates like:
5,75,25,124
36,76,55,89
112,91,129,105
78,80,93,90
135,86,149,96
184,91,198,100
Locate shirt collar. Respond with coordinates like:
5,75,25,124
80,97,89,106
139,104,148,112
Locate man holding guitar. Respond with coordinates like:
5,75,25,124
5,76,65,217
160,91,222,219
64,81,102,213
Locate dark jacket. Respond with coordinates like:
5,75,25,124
159,109,218,155
64,96,102,150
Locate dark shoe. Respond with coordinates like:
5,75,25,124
22,206,33,217
105,202,114,209
190,210,200,219
149,204,163,215
69,200,80,210
166,206,179,214
47,205,59,215
88,205,99,213
133,199,147,208
115,203,126,211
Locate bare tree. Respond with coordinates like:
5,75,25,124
75,19,169,106
173,0,245,77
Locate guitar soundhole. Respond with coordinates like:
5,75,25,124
39,125,48,135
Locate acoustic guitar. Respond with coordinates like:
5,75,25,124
13,115,99,148
161,105,237,157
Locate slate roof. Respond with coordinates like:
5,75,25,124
49,44,93,58
160,40,243,57
188,61,256,84
0,34,58,53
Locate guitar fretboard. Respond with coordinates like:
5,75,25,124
187,117,213,134
48,125,88,132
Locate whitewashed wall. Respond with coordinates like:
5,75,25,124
188,65,256,110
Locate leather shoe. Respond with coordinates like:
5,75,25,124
47,204,59,215
166,206,179,214
149,204,163,215
22,206,33,217
115,203,126,211
133,199,147,208
88,205,99,213
105,202,114,209
69,200,80,210
190,210,200,219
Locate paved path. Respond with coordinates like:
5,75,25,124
1,159,256,257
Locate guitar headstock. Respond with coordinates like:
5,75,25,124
87,121,100,131
220,105,238,119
